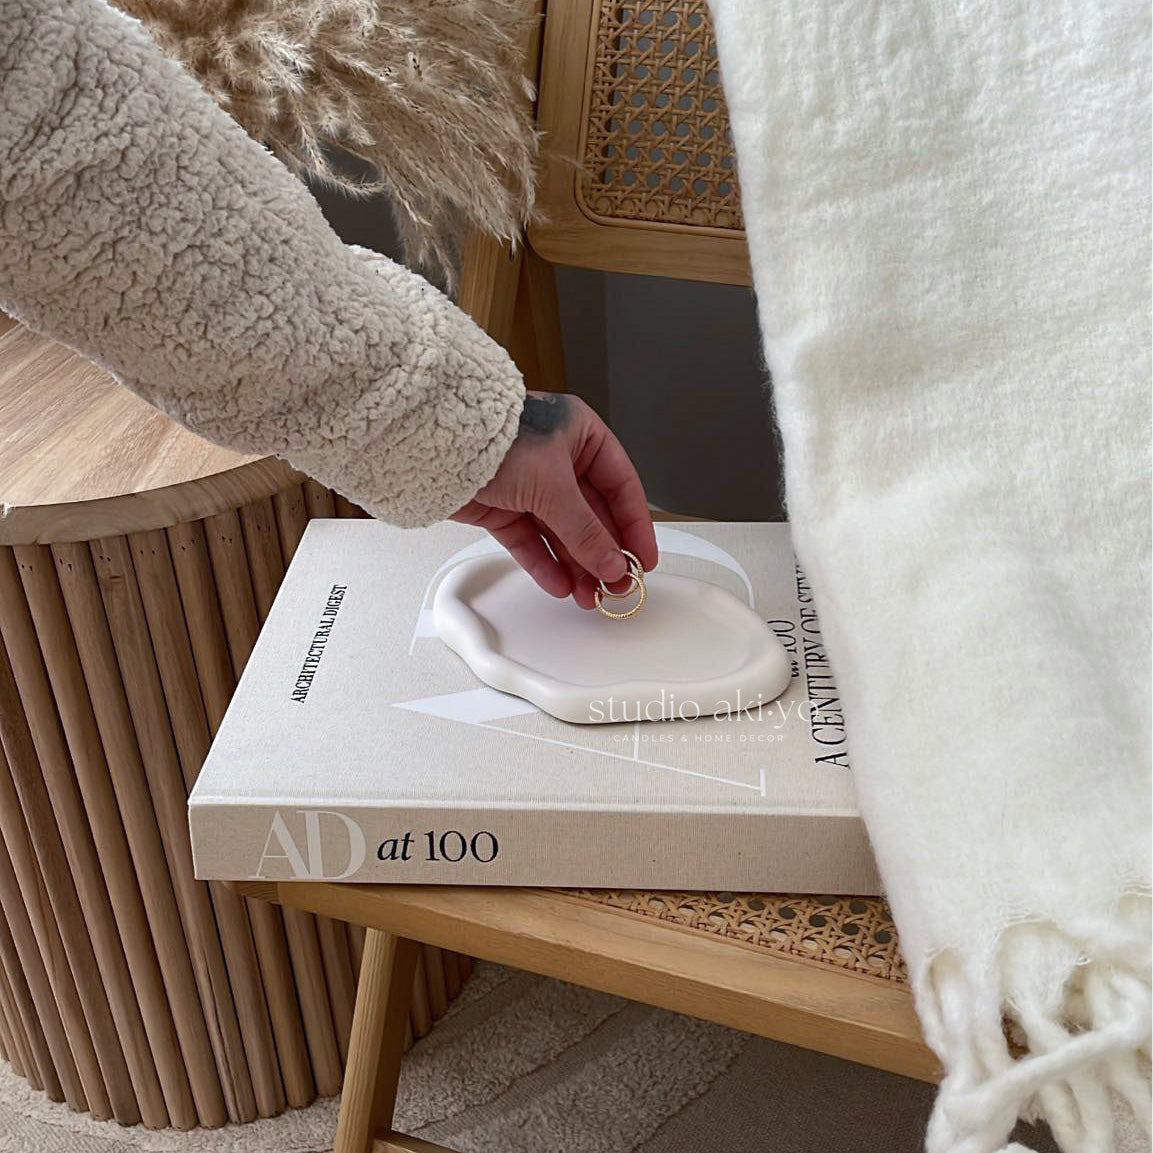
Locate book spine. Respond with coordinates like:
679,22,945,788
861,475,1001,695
189,803,881,895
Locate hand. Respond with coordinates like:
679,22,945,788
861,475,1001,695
451,391,659,608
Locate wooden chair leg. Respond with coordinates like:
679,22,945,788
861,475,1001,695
456,1,544,356
507,247,567,394
333,930,420,1153
458,234,524,347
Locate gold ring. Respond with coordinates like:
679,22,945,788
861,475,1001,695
594,579,647,619
619,549,643,575
596,569,641,600
596,550,644,597
595,550,648,620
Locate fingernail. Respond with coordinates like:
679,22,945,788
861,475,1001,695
599,551,627,581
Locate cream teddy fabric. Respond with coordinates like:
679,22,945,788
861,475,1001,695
710,1,1151,1151
0,0,525,528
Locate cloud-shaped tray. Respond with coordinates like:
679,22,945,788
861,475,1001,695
433,555,791,724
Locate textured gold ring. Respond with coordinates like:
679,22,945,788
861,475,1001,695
595,549,648,620
594,580,647,619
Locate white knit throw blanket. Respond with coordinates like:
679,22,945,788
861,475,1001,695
709,3,1152,1151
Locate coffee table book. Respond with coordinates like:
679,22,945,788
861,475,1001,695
189,520,880,893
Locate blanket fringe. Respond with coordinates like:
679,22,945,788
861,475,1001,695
918,893,1151,1153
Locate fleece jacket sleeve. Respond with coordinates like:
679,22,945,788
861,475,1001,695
0,0,525,527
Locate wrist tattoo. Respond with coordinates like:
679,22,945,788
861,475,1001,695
518,391,571,437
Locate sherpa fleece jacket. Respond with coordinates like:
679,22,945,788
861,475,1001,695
0,0,526,527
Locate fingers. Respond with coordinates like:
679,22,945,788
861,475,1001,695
539,481,637,609
538,478,630,584
577,480,633,595
452,397,656,606
452,505,571,599
535,518,600,610
582,426,659,572
490,516,573,599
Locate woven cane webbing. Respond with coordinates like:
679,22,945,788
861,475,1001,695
581,0,743,230
559,891,907,984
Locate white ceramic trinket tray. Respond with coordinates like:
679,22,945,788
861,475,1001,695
433,555,791,724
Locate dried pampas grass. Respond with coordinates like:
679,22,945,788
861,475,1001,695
112,0,540,288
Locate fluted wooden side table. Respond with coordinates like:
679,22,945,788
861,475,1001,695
0,322,470,1129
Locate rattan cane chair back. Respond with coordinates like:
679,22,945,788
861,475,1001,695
531,0,751,284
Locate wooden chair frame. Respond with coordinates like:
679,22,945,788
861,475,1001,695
237,880,936,1153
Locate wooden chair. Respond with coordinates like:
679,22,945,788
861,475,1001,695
238,2,939,1151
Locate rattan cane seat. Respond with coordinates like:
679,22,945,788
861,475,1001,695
560,890,907,985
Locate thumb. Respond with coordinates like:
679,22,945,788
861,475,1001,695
539,483,628,583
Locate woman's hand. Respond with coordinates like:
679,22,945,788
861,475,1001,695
451,391,659,609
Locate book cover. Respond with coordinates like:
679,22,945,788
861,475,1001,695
189,520,880,893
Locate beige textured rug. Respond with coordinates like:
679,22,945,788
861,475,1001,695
0,963,1124,1153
